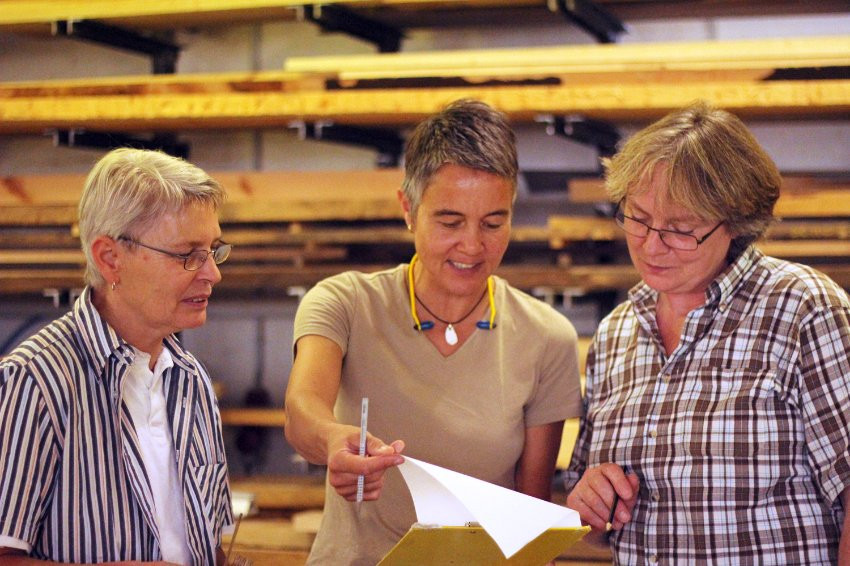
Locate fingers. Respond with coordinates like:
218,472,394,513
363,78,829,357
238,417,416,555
567,464,637,531
609,471,641,530
329,469,387,501
326,431,405,501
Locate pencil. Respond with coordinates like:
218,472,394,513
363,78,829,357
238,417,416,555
355,397,369,503
605,492,619,532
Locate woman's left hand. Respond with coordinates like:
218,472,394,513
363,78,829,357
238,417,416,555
566,463,639,532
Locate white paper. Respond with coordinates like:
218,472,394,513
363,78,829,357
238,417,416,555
398,457,581,559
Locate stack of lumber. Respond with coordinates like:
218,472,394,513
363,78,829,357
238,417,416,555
2,168,849,297
0,36,848,133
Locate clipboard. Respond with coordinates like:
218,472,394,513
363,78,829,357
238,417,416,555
378,524,589,565
378,457,589,565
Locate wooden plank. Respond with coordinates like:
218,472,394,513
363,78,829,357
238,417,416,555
568,178,606,203
0,205,79,225
1,79,847,134
766,220,850,240
0,71,320,98
0,169,405,223
285,36,850,80
756,240,850,257
0,169,403,206
774,190,850,218
0,0,535,29
0,0,305,31
229,476,325,510
548,216,850,243
0,249,84,264
220,408,287,427
568,179,850,219
547,216,623,247
1,0,842,31
569,176,850,205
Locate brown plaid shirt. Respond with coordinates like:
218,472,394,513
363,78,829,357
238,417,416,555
565,246,850,565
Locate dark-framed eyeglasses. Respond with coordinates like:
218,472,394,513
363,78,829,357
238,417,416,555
613,200,723,251
118,236,232,271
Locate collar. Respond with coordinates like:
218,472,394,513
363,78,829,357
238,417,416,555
72,286,195,380
704,245,762,312
628,245,761,312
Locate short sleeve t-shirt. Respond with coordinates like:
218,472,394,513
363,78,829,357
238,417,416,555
294,264,582,565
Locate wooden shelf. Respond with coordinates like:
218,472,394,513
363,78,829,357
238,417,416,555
1,78,847,133
2,169,850,297
1,0,844,33
1,34,848,133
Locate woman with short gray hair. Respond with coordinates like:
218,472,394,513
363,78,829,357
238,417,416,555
0,148,234,565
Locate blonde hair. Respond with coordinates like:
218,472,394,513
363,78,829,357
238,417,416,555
604,100,781,257
78,148,225,288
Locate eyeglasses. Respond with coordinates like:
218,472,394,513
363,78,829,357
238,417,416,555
118,236,232,271
613,201,723,251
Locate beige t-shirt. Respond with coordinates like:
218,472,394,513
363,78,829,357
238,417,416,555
294,264,582,566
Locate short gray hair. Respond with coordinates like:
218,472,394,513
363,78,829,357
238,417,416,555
402,99,518,217
603,100,781,259
78,148,225,288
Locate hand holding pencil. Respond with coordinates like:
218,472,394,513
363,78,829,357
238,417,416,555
565,463,639,535
324,406,405,503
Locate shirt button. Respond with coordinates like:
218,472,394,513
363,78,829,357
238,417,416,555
663,374,671,383
649,555,658,564
648,429,658,438
652,491,661,502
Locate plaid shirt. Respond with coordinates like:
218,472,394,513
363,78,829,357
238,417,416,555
565,246,850,565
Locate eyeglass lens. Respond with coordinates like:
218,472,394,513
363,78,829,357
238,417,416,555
185,244,231,271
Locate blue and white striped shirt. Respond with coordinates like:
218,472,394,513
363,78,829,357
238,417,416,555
0,287,233,564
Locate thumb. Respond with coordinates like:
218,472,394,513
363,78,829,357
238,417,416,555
365,434,395,455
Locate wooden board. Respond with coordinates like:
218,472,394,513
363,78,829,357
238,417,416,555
2,1,841,32
285,36,850,81
1,79,847,133
221,408,287,427
229,476,325,510
569,176,850,205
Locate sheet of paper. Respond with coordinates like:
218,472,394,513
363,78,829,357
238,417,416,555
398,457,581,559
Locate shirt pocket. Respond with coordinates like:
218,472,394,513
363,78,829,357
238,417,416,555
675,367,799,462
185,462,230,543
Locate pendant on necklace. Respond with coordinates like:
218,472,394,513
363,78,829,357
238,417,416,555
444,324,459,346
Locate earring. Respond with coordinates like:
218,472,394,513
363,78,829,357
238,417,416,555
111,281,117,291
406,224,412,231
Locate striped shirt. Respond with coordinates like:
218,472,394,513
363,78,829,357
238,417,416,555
565,246,850,565
0,287,232,564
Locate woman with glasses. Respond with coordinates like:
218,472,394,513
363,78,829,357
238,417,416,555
0,148,233,564
563,101,850,564
284,99,583,565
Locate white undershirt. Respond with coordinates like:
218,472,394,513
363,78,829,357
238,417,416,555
122,347,193,565
0,349,193,562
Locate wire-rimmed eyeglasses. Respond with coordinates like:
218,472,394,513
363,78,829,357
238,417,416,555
613,201,723,251
118,236,232,271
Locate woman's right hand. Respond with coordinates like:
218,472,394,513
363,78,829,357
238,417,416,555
326,426,405,502
566,463,639,532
